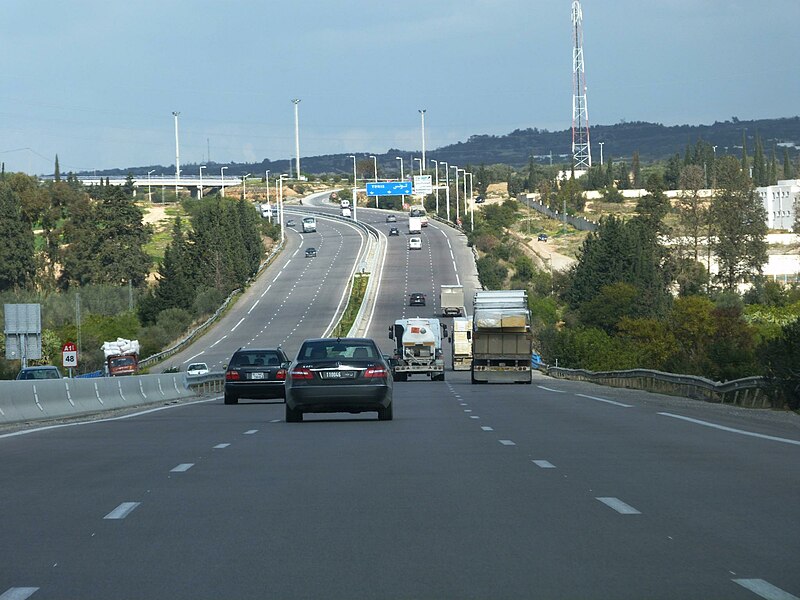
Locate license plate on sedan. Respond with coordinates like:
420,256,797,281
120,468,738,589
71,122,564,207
321,370,355,379
250,372,265,380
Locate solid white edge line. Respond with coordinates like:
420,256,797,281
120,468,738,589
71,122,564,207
733,579,799,600
575,393,633,408
659,413,800,446
0,397,219,440
596,497,641,515
104,501,141,520
0,588,40,600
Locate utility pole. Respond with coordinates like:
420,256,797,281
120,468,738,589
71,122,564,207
292,99,301,179
172,111,181,197
419,109,427,173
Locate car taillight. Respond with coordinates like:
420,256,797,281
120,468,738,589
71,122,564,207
276,369,287,380
364,366,389,378
291,367,313,380
225,370,240,381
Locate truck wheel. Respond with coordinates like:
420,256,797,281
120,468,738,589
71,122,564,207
224,392,238,405
434,372,445,381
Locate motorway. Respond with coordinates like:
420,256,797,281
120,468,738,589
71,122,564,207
0,193,798,599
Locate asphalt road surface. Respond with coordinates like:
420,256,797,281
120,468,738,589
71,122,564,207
1,194,798,599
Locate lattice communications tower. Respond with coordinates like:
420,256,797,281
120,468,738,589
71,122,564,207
571,0,591,171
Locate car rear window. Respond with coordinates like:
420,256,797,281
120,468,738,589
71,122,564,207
298,342,378,360
231,351,283,368
18,368,60,380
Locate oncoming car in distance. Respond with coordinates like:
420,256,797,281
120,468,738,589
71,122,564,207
186,362,209,376
408,237,422,250
285,338,393,422
305,247,317,258
16,366,63,380
224,347,290,404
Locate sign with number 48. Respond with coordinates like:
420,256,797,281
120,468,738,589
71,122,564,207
62,342,78,368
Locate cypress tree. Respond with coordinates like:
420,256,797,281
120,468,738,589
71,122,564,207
768,147,777,185
741,131,749,176
631,151,642,188
0,183,36,290
54,155,61,182
752,135,767,187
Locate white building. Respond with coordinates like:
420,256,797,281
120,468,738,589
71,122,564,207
756,179,800,231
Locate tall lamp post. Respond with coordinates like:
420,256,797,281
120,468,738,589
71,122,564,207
279,174,289,242
419,109,426,173
431,160,439,214
413,157,422,176
396,156,404,206
292,99,301,179
466,172,474,231
242,173,251,201
172,111,181,197
598,141,605,166
147,169,155,202
265,169,270,205
459,168,467,217
348,155,357,222
199,166,206,199
369,155,378,208
451,165,460,224
221,166,228,197
441,161,450,222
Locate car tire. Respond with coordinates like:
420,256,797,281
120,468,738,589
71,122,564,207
224,392,238,405
285,405,303,422
378,403,393,421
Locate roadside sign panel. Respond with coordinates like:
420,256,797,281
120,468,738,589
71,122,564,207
366,181,412,197
62,342,78,368
413,175,433,195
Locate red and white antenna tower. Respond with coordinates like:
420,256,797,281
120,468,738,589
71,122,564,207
571,0,591,171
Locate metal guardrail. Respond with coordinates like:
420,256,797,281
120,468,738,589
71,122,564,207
546,366,771,408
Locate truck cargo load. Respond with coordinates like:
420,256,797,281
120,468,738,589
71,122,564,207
389,318,448,381
440,285,465,317
451,316,473,371
471,290,532,384
408,216,422,234
102,338,140,377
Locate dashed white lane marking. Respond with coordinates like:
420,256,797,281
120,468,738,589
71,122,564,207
171,463,194,473
733,579,799,600
464,409,472,413
596,497,641,515
499,440,516,446
0,588,39,600
575,393,633,408
533,460,556,469
481,426,494,431
659,413,800,446
247,299,260,314
231,318,245,332
183,352,203,364
261,284,272,298
104,502,141,520
213,443,231,449
452,260,458,272
470,416,480,419
270,419,281,423
209,335,227,348
244,429,258,435
537,385,566,393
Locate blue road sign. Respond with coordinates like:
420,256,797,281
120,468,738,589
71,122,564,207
366,181,413,196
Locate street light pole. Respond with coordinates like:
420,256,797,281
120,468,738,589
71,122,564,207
221,166,228,197
369,155,378,208
147,169,155,202
199,166,206,199
413,157,422,176
349,155,358,222
279,174,289,242
242,173,251,200
442,161,450,222
419,109,426,173
172,111,181,198
451,166,460,224
265,170,270,205
292,99,301,179
459,168,467,217
599,141,605,166
431,160,439,214
396,156,404,207
466,172,474,231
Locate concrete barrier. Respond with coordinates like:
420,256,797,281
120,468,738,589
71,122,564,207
0,374,199,426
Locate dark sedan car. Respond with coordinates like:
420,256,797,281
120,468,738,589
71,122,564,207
285,338,393,422
224,347,290,404
409,293,426,306
305,247,317,258
388,227,400,236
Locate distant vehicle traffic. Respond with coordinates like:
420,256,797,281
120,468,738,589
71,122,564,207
286,219,295,227
341,207,352,218
408,237,422,250
409,293,426,306
388,318,447,381
302,216,317,233
285,338,393,422
409,206,428,227
224,347,290,404
538,233,548,242
386,214,397,223
305,247,317,258
102,338,140,376
408,216,422,234
440,284,465,317
187,363,209,376
16,366,62,380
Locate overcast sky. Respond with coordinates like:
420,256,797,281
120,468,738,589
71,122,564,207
1,0,798,174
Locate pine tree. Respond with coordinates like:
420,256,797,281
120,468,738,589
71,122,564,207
54,155,61,182
631,151,642,188
152,217,195,312
784,148,794,179
741,131,749,177
752,135,767,187
0,183,36,290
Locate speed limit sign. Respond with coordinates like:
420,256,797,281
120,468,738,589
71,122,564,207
62,342,78,368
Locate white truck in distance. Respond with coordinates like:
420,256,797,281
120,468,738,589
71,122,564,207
440,284,465,317
388,318,448,381
451,316,473,371
408,216,422,234
302,216,317,232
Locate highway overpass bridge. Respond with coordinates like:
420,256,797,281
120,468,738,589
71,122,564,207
77,175,244,197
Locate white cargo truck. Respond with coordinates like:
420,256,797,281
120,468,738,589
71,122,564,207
388,317,448,381
408,216,422,234
440,284,465,317
471,290,532,384
451,317,473,371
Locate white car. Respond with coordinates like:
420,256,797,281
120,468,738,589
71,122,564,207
187,362,209,376
408,237,422,250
